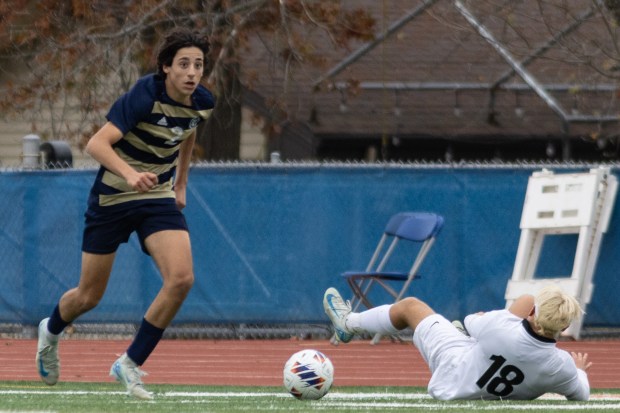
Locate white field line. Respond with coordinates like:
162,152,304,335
0,389,619,400
312,402,620,410
1,389,620,411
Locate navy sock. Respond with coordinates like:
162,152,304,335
47,304,70,335
126,318,165,366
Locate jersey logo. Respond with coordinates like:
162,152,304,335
189,117,200,129
165,126,184,145
157,116,168,127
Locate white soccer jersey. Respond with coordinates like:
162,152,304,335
415,310,589,401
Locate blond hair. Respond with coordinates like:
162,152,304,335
534,285,583,338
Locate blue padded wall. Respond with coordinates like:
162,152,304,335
0,166,618,327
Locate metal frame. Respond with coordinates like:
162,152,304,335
313,1,618,160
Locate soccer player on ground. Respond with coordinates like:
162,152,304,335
324,285,592,400
35,28,215,400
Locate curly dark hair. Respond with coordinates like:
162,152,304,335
156,28,210,78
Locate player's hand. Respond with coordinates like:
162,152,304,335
127,171,158,193
571,352,592,372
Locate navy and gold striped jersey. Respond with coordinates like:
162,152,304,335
87,74,215,210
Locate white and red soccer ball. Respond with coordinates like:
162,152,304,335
283,349,334,400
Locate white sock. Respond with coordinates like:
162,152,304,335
346,304,399,335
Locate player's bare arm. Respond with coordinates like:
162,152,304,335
85,122,158,193
508,294,535,318
572,352,593,372
173,130,196,209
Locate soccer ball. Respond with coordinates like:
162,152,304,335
283,349,334,400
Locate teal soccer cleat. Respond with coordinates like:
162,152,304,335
323,287,355,343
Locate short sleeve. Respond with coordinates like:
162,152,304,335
192,84,216,112
464,310,511,338
106,75,157,135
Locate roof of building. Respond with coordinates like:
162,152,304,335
241,0,620,158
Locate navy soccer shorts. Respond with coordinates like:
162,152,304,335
82,202,188,255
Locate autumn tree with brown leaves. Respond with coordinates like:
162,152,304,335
0,0,374,160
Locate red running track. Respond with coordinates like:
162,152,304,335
2,338,618,389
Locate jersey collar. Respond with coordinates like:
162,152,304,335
522,319,556,343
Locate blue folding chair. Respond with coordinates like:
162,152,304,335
341,212,444,343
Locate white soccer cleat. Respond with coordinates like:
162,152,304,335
35,318,60,385
110,353,154,400
323,287,354,343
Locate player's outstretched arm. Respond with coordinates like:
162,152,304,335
563,352,591,401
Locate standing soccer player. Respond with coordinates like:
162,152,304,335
35,28,215,400
324,285,592,400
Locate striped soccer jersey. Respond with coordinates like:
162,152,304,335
88,73,214,209
428,310,589,400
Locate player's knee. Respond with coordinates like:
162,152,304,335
165,271,194,297
400,297,424,310
390,297,422,329
394,297,434,328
